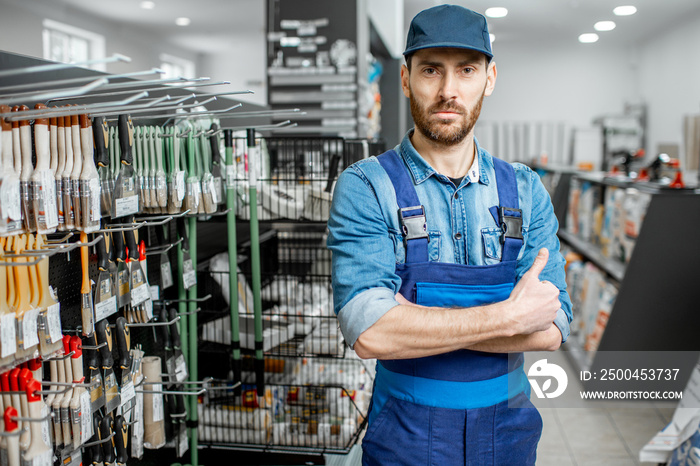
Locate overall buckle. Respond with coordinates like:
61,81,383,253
399,206,428,245
499,206,523,242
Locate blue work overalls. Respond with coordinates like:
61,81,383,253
361,150,542,466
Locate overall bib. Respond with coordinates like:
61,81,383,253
361,150,542,466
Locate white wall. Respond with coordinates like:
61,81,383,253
0,0,202,78
637,12,700,160
367,0,404,58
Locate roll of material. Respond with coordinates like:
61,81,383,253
198,404,271,431
142,356,165,449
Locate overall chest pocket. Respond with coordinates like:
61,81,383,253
391,230,441,263
481,226,527,264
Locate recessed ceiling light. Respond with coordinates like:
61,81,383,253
175,17,191,26
485,7,508,18
613,5,637,16
139,1,155,10
594,21,616,31
578,33,599,43
489,33,495,43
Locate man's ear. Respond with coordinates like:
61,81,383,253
401,64,411,98
484,60,497,97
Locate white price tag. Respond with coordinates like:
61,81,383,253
212,177,222,204
35,449,53,466
131,284,150,307
22,308,40,349
120,380,135,408
94,296,118,322
80,390,93,444
151,383,164,423
47,302,62,343
0,176,21,221
174,354,188,382
144,299,154,321
1,313,16,358
225,165,236,188
40,404,52,447
41,171,59,228
114,194,139,218
160,261,173,289
175,171,186,202
177,427,189,457
89,178,101,222
182,259,196,290
149,286,159,301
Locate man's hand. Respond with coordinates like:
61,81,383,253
506,248,560,335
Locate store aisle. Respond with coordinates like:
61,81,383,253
534,350,675,466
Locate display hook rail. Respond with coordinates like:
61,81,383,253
0,67,164,94
0,235,104,267
0,78,107,106
0,53,131,78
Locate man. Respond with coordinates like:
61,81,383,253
327,4,572,465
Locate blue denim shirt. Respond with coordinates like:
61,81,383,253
327,131,572,348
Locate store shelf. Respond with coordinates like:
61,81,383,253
269,74,356,86
558,230,625,282
270,91,355,104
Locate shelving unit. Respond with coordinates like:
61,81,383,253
538,165,700,391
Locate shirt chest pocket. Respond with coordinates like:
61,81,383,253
390,230,441,263
481,226,528,265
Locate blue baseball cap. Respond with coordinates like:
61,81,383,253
404,4,493,60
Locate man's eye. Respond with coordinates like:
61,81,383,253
463,67,475,74
424,68,437,74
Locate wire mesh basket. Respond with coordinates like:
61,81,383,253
200,229,342,358
229,136,383,222
198,358,372,454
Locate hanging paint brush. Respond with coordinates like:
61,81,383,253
113,115,139,219
176,217,196,291
184,131,200,213
62,115,75,230
167,126,185,214
113,229,130,311
154,126,168,211
85,334,106,412
80,231,95,337
12,235,39,361
124,218,149,313
70,114,84,230
16,105,36,232
0,238,17,368
54,114,67,231
147,126,159,212
94,231,117,322
95,319,120,413
50,115,66,231
134,126,147,213
79,114,101,232
0,105,22,235
4,407,20,466
34,234,63,357
209,123,225,206
30,104,59,234
93,116,112,219
200,132,217,214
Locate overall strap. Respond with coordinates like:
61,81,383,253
490,158,523,262
377,150,429,263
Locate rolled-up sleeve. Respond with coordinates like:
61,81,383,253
515,167,573,343
327,161,402,348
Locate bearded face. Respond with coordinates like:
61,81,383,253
409,82,486,146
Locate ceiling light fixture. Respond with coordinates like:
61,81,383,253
139,1,155,9
175,17,191,26
613,5,637,16
594,21,616,31
485,7,508,18
578,33,599,43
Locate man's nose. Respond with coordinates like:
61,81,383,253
438,73,458,100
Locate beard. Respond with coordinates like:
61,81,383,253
409,86,485,147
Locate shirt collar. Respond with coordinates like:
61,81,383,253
397,129,490,186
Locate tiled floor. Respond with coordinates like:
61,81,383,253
531,350,675,466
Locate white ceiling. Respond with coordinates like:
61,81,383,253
57,0,700,54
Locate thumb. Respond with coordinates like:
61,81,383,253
524,248,549,280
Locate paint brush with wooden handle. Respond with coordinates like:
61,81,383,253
69,336,87,450
80,231,95,336
4,406,20,466
54,114,67,231
93,116,112,218
70,114,83,230
62,115,75,230
30,104,58,234
16,106,36,232
80,114,101,232
23,377,50,461
60,335,74,447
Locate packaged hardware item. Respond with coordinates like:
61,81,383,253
621,188,652,263
584,281,617,354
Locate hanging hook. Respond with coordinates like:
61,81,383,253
0,53,131,78
0,78,108,106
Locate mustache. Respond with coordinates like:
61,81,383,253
429,102,465,114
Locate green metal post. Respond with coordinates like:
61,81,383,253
246,129,264,396
187,132,199,466
224,130,241,389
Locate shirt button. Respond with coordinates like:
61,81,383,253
454,233,462,240
454,192,459,199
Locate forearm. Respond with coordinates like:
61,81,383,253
353,301,515,360
466,323,562,353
